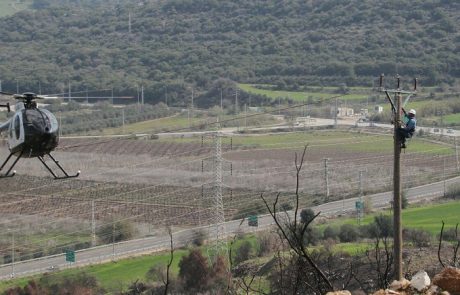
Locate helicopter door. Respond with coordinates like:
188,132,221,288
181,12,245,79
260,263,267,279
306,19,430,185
8,112,25,152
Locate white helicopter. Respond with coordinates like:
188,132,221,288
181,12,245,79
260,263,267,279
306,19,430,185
0,91,80,179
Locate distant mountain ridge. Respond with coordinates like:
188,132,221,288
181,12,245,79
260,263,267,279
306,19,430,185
0,0,458,105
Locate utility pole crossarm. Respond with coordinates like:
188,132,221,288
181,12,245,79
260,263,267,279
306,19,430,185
381,89,415,95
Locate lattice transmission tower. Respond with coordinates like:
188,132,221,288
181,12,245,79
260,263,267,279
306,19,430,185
207,132,227,260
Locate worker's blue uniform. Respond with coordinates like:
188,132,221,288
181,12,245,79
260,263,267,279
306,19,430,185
399,115,416,148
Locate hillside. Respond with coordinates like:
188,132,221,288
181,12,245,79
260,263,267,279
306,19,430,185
0,0,458,105
0,0,33,17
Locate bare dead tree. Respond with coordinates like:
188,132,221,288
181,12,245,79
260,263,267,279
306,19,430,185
369,234,393,289
276,251,286,295
260,146,334,294
454,223,460,267
316,249,354,291
438,221,446,268
349,215,394,292
438,221,460,268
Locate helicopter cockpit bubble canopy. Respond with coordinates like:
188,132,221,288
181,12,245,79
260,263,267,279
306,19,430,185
8,107,59,157
34,108,58,133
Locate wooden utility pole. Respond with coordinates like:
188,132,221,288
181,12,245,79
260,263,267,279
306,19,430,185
455,136,459,172
334,98,339,128
68,81,71,102
324,158,330,201
379,74,417,281
393,88,403,280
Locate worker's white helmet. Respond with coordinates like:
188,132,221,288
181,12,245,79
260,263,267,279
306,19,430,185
408,109,416,115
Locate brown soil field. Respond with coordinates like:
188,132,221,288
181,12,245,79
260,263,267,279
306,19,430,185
0,134,456,260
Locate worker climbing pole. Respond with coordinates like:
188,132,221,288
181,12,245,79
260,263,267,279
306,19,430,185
378,74,417,281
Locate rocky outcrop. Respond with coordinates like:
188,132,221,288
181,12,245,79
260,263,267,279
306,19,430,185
371,268,460,294
326,291,352,295
432,267,460,295
410,271,431,292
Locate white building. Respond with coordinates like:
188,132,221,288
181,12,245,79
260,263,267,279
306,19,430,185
331,107,354,117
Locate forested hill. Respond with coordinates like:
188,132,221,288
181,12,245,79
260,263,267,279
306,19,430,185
0,0,459,105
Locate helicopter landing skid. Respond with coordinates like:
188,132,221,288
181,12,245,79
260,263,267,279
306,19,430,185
38,154,80,179
0,151,22,178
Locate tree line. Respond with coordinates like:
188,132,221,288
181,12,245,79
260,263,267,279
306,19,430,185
0,0,458,107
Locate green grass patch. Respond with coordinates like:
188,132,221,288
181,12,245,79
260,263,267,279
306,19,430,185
85,250,188,290
332,242,370,254
338,136,451,155
318,200,460,235
0,276,31,292
400,202,460,233
0,233,262,292
442,113,460,125
0,233,263,292
239,84,368,101
160,129,450,155
0,249,189,292
160,130,375,149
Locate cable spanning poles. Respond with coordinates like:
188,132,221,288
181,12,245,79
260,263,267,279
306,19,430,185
378,74,417,281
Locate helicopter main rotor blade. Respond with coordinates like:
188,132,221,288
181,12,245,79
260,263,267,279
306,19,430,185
38,95,59,100
0,91,15,96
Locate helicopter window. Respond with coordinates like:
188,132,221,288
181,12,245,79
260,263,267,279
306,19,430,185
14,115,21,140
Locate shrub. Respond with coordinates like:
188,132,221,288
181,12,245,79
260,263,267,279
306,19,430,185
402,191,409,209
323,226,340,241
446,183,460,199
96,220,137,244
178,249,210,292
280,202,293,212
146,263,166,282
404,228,432,248
366,214,393,239
339,224,360,243
300,208,316,224
305,227,323,246
363,196,373,213
35,272,103,294
209,255,229,291
192,229,207,246
234,241,255,265
440,227,460,242
257,232,278,257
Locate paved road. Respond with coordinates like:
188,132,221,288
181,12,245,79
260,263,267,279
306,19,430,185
1,175,458,280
